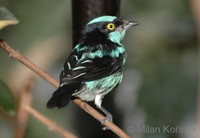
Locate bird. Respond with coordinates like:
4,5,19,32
47,15,138,130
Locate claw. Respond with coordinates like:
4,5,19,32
101,114,113,130
102,126,109,131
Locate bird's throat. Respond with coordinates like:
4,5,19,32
108,30,126,44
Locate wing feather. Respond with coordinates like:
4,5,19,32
60,49,125,85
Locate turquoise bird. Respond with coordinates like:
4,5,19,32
47,15,138,130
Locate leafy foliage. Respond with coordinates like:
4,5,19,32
0,80,15,116
0,7,19,30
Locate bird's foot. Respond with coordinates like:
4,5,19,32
101,114,113,130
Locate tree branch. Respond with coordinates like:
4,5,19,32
24,105,77,138
15,77,35,138
0,40,131,138
14,77,77,138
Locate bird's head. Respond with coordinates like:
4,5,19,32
81,16,138,44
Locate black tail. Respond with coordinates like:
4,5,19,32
47,83,81,108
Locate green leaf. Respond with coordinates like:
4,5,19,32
0,7,19,30
0,80,15,116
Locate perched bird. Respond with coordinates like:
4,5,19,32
47,15,138,130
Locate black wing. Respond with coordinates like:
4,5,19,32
59,49,125,85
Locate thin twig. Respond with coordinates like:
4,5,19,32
15,77,35,138
25,105,77,138
14,77,77,138
0,40,131,138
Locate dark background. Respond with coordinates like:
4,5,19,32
0,0,198,138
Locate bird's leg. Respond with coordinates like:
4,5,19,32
95,94,113,130
99,106,113,130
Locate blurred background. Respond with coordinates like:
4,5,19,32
0,0,198,138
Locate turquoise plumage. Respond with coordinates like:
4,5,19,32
47,15,138,130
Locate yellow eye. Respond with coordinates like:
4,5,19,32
107,23,115,31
